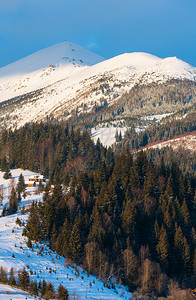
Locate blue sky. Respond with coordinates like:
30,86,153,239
0,0,195,68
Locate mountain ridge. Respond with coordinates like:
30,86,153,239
0,41,195,129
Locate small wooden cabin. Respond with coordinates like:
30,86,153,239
25,181,36,187
29,175,46,182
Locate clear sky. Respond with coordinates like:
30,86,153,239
0,0,195,68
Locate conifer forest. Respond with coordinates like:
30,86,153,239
0,122,195,298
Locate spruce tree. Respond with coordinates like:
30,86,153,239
29,279,38,296
156,226,169,272
180,198,190,226
57,284,69,300
40,279,47,297
69,223,82,263
88,206,106,247
16,173,26,194
18,267,30,290
3,167,11,180
8,184,18,215
9,267,16,286
44,282,56,299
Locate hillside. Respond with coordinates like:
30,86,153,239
0,169,131,299
0,123,195,299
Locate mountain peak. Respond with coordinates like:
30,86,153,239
0,40,105,79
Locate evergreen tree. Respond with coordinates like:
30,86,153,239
29,279,38,296
16,173,26,194
3,167,11,180
9,267,16,286
26,201,42,241
8,183,18,215
0,266,7,283
44,282,56,300
69,223,82,263
121,200,137,240
180,198,190,226
88,206,106,247
40,279,47,297
57,284,69,300
156,226,169,272
1,157,8,172
18,267,30,290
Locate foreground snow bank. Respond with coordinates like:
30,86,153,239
0,284,34,300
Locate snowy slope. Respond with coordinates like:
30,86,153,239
0,41,195,129
137,56,196,84
0,40,104,102
0,169,131,299
141,131,196,153
0,284,34,300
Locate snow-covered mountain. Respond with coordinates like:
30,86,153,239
0,41,195,128
0,41,104,101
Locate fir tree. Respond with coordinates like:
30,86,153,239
180,198,190,226
44,282,56,299
9,267,16,286
156,226,169,272
88,206,106,247
0,266,7,283
16,173,26,194
29,279,38,296
57,284,69,300
3,167,11,180
8,183,18,215
40,279,47,297
69,223,82,263
18,267,30,290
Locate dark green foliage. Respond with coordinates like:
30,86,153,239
18,267,30,290
57,284,69,300
40,279,47,297
3,167,11,179
9,267,16,286
7,183,18,215
43,282,56,300
16,173,26,194
0,123,105,183
156,226,169,272
29,279,38,296
69,223,82,263
0,266,7,283
24,146,195,295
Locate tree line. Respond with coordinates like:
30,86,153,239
115,112,196,151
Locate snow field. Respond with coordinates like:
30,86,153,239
0,284,34,300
